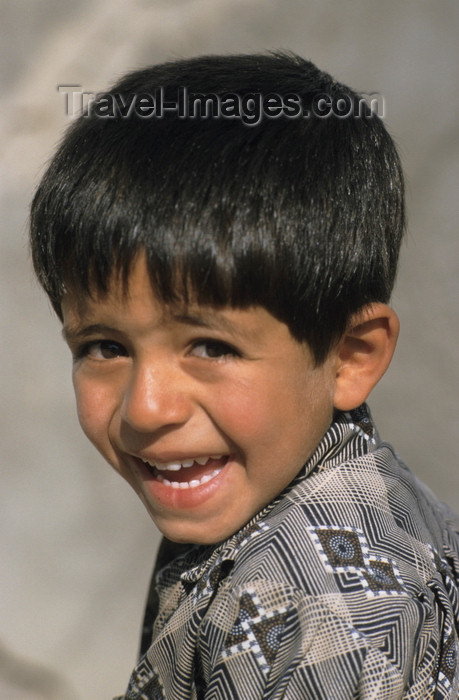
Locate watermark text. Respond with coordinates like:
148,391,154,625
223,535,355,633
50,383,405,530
58,85,386,123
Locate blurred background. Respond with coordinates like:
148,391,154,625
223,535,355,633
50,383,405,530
1,0,458,697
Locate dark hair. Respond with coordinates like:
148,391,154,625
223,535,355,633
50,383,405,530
30,51,405,363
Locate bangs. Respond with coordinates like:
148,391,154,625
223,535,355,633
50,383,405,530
32,113,312,322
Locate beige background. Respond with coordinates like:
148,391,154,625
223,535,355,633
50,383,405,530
1,0,458,697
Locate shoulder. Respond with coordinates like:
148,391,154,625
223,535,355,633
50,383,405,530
200,458,459,696
221,441,459,632
230,444,436,589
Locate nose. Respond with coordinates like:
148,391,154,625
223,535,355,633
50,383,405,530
120,361,192,435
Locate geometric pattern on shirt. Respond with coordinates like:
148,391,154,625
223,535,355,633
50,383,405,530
427,543,459,604
307,525,407,598
426,571,459,698
438,626,458,694
192,561,228,603
192,523,270,604
348,404,376,439
222,589,289,677
232,520,270,550
123,656,164,700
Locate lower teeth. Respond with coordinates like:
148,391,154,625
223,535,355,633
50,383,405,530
157,469,221,489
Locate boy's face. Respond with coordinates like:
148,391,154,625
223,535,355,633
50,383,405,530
62,255,339,545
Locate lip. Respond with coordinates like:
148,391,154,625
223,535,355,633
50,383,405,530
134,455,232,510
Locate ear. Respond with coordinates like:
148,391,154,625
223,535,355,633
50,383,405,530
333,303,399,411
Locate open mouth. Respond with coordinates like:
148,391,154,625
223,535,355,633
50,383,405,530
142,455,229,489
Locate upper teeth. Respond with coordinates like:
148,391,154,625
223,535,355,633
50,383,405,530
143,456,222,472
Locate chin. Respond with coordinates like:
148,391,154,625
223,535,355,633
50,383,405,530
153,516,237,546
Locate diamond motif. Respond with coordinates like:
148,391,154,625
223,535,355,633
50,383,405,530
308,525,407,598
222,589,288,676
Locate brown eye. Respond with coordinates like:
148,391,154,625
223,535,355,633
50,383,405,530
86,340,128,359
190,340,239,359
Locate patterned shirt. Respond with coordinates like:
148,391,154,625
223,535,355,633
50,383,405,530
115,405,459,699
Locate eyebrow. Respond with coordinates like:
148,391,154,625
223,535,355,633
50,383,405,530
170,311,240,334
173,310,261,345
61,312,245,344
62,323,120,343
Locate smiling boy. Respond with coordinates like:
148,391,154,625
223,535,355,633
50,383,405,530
31,53,459,698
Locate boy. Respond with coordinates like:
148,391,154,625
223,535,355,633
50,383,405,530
30,53,459,698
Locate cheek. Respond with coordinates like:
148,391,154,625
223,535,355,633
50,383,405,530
210,378,295,448
225,368,334,456
73,376,112,447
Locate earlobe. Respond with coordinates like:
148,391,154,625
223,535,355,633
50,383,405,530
333,304,399,412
